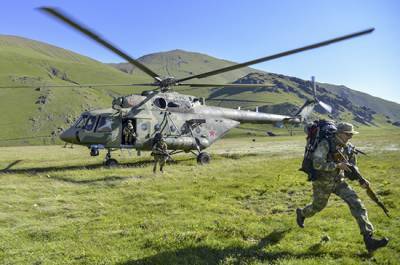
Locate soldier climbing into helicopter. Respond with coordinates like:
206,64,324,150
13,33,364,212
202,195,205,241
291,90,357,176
151,133,169,173
123,120,136,145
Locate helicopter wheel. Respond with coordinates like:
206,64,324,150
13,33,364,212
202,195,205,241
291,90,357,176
197,152,211,165
90,148,99,156
105,158,118,167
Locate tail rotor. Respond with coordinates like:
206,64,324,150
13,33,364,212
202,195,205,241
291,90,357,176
312,76,332,113
292,76,332,122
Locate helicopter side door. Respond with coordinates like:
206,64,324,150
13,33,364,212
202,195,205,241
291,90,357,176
134,118,153,150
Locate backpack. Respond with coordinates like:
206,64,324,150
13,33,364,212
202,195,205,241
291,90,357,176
299,119,337,181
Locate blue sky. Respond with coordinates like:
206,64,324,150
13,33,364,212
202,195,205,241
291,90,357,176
1,0,399,103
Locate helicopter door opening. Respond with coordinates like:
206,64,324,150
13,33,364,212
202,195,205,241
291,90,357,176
122,119,137,145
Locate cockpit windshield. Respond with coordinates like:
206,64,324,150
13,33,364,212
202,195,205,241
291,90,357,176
74,115,88,128
84,116,97,131
95,116,112,132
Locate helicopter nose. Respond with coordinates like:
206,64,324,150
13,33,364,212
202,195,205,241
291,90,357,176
60,128,79,144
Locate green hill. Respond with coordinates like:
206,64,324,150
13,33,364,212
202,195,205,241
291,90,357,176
109,49,262,84
0,36,399,146
110,50,400,125
0,35,150,145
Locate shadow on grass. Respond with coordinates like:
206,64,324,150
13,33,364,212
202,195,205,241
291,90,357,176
50,175,141,185
2,160,23,170
218,153,260,160
0,159,156,175
120,229,343,265
0,156,194,176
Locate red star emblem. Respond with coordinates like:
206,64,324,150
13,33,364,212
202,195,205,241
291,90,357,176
209,130,216,138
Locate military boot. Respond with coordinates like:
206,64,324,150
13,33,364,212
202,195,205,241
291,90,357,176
363,234,389,253
296,208,305,228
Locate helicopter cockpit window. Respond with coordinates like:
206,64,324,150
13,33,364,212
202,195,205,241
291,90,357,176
84,116,97,131
74,115,88,128
167,101,180,108
95,116,112,132
153,98,167,109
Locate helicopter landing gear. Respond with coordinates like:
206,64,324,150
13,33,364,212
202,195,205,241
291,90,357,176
90,147,99,156
197,152,211,165
104,149,118,167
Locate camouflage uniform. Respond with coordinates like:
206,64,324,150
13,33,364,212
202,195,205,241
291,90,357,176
152,139,168,173
299,138,374,236
123,121,136,144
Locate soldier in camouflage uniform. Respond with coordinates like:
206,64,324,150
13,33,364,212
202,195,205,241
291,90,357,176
123,120,136,145
152,134,168,173
296,122,388,253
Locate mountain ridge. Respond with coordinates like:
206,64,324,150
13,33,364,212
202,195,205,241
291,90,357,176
0,35,399,145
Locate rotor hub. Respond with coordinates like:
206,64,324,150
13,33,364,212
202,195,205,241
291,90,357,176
157,77,177,91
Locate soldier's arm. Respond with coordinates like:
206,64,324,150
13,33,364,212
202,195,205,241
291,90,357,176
347,143,357,166
312,140,337,172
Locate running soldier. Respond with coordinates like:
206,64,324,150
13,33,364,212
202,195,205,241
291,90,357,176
296,122,388,253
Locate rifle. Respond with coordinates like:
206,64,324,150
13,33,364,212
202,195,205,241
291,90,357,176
152,147,175,163
162,151,175,163
335,150,390,217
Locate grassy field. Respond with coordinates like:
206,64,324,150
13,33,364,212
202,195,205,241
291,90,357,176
0,128,399,264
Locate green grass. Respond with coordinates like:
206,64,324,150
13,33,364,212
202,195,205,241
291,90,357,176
0,128,399,264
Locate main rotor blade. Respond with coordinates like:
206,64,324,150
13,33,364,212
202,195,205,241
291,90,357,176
177,83,274,87
176,28,374,83
0,83,158,89
39,7,162,82
205,98,272,104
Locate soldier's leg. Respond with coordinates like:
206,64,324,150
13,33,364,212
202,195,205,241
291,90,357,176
301,180,332,218
153,159,158,173
160,157,166,172
334,181,374,236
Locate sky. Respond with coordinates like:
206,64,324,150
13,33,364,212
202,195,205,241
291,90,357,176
1,0,399,103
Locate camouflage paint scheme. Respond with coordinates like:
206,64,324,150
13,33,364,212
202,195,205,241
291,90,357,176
60,91,299,153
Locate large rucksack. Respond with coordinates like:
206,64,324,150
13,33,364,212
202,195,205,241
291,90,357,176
299,119,337,180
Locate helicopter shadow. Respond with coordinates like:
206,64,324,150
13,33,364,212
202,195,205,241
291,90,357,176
0,157,193,176
119,228,344,265
0,159,154,175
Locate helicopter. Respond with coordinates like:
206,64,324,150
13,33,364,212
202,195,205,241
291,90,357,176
37,7,373,166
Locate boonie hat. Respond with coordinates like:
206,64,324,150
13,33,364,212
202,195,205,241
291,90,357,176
337,122,359,134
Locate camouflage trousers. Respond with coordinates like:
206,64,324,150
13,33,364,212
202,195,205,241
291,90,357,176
153,155,168,173
300,176,374,235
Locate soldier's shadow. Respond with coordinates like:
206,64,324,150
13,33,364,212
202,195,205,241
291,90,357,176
119,229,342,265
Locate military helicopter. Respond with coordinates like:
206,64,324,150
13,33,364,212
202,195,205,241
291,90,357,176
38,7,373,166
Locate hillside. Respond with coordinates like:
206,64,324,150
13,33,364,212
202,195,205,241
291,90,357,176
108,49,263,84
110,50,400,125
0,35,150,145
110,50,400,124
0,36,399,145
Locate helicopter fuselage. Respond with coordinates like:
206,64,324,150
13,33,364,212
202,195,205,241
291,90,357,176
60,91,298,154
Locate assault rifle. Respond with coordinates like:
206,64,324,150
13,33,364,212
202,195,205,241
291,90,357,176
151,148,175,163
335,150,390,217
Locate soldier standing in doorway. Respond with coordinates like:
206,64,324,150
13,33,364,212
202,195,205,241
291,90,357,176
123,120,136,145
151,133,168,173
296,122,388,253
